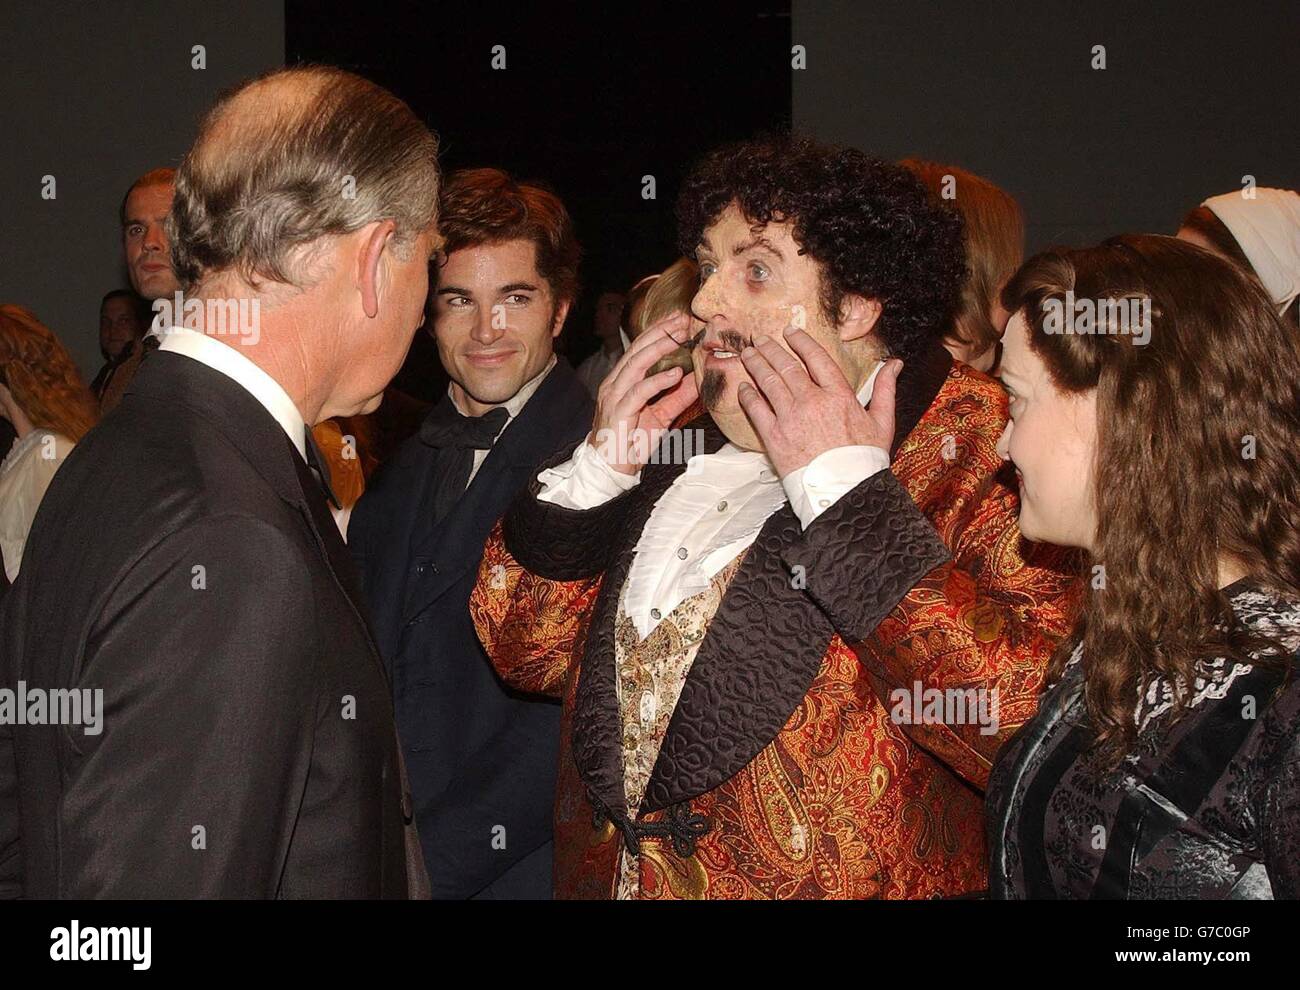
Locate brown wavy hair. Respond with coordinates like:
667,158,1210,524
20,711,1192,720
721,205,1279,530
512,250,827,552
436,167,581,306
902,159,1025,360
1002,234,1300,768
0,305,99,442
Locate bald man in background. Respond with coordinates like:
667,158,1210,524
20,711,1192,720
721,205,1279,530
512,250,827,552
97,168,181,412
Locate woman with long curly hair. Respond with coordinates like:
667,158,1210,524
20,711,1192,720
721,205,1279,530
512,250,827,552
0,305,99,580
986,235,1300,899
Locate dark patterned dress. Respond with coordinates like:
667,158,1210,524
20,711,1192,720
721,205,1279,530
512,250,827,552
987,579,1300,899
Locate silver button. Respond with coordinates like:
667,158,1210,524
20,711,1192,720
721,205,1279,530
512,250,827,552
650,608,662,620
818,498,830,509
676,546,688,559
716,500,728,512
639,691,656,725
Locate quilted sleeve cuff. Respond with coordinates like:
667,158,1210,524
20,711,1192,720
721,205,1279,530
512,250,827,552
502,438,639,581
781,468,951,642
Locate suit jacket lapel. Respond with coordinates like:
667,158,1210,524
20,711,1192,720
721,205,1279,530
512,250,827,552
291,442,367,605
131,352,388,677
400,456,537,623
640,498,835,813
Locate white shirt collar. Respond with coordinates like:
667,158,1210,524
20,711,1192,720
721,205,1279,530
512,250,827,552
157,325,308,460
448,353,557,426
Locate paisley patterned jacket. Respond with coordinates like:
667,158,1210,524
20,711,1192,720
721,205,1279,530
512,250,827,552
469,342,1081,898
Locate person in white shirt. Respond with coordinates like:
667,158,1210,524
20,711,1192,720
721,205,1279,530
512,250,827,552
470,136,1080,900
0,305,98,581
575,289,628,396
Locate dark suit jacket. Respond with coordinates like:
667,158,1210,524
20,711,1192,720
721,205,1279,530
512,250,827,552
348,358,593,899
0,351,421,898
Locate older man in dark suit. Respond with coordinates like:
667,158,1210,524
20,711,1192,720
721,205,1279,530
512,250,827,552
348,169,593,899
0,65,440,898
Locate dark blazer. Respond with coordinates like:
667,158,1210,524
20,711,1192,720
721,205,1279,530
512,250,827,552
348,358,593,899
0,351,421,898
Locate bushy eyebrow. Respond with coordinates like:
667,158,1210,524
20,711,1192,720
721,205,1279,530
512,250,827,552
435,282,539,297
122,212,169,230
695,234,785,263
733,235,784,261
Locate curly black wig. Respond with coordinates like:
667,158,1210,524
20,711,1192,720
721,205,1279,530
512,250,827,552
675,135,966,361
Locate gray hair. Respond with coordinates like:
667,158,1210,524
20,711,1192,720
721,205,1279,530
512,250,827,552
170,65,440,290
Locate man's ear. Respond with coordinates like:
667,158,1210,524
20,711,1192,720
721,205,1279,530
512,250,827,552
837,293,882,343
550,298,572,338
357,219,398,319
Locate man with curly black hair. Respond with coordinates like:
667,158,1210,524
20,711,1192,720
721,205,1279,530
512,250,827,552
674,136,968,453
470,135,1081,899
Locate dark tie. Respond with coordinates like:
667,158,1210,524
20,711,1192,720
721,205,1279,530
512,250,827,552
288,430,367,615
303,426,341,510
418,401,510,525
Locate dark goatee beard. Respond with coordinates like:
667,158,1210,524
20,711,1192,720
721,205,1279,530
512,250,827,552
700,369,726,411
700,329,748,411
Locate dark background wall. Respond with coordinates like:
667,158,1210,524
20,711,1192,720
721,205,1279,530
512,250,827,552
4,1,1294,383
792,0,1299,251
0,1,285,377
286,1,792,395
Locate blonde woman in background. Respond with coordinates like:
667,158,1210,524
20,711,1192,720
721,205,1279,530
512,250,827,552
902,159,1025,373
0,305,99,580
626,257,700,377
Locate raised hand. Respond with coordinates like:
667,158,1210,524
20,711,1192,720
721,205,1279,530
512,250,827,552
736,326,902,478
590,311,700,475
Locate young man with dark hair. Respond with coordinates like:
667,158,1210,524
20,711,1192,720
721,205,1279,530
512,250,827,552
348,167,594,899
470,136,1081,899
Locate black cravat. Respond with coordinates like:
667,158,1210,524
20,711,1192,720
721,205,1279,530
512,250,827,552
419,401,509,525
419,401,510,450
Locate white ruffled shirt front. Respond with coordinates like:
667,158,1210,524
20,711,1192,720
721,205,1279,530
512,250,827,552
537,360,888,639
